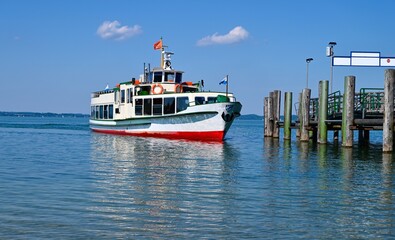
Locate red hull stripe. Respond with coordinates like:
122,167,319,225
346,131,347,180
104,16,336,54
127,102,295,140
91,129,225,141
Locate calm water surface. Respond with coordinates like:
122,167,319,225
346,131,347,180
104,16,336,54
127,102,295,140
0,116,394,239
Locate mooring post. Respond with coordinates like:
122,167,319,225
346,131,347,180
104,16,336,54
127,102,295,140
284,92,292,140
296,92,302,138
364,130,370,144
264,96,274,137
318,80,329,144
300,88,311,142
272,90,281,138
358,130,364,144
358,130,370,145
342,76,355,148
383,69,395,152
264,97,269,137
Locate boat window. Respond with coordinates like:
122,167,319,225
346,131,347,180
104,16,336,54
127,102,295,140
114,90,119,103
165,72,175,82
109,105,113,119
176,72,182,83
129,88,133,104
95,106,99,119
135,99,143,115
91,106,95,119
104,105,108,119
195,97,205,105
127,89,130,103
207,97,217,103
121,90,125,103
153,98,163,115
177,97,189,112
99,105,104,119
164,97,175,114
153,72,162,83
144,98,152,115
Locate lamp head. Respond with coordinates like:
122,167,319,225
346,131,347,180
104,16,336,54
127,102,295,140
328,42,337,47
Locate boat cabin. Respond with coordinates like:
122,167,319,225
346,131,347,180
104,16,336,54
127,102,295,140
90,48,234,121
149,68,183,84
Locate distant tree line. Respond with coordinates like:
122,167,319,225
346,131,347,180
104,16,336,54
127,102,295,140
0,111,89,118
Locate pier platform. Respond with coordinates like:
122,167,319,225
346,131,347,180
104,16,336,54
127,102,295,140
264,69,395,152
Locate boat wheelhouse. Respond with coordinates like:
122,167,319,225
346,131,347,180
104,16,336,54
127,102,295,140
90,41,242,141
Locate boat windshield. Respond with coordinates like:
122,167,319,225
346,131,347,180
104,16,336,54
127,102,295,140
153,72,162,83
165,72,175,82
151,71,182,83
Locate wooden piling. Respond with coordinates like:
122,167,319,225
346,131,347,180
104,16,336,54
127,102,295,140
272,90,281,138
284,92,292,140
383,69,395,152
264,96,273,137
364,130,370,144
318,80,329,144
300,88,311,142
296,92,302,138
358,130,370,145
342,76,355,148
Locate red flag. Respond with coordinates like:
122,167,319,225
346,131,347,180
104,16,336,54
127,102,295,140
153,39,162,50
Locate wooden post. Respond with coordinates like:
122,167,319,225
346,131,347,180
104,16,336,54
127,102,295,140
300,88,311,142
284,92,292,140
296,92,302,138
364,130,370,144
333,130,339,142
383,69,395,152
318,80,329,144
358,130,363,144
264,96,273,137
342,76,355,148
272,90,281,138
358,130,370,145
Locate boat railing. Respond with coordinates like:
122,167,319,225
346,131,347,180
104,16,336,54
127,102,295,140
91,89,115,98
188,97,237,107
228,96,237,102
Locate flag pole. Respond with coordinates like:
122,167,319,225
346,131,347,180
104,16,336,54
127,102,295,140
226,75,229,97
160,37,164,69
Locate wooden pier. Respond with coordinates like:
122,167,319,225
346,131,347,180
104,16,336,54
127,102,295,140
264,69,395,152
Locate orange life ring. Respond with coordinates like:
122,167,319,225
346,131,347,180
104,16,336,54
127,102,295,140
151,84,164,94
175,84,183,93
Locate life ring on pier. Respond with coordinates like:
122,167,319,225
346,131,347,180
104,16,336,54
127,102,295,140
174,84,183,93
151,84,164,94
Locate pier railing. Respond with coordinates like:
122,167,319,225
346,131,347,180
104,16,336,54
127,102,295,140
327,91,343,118
358,88,384,116
307,88,386,121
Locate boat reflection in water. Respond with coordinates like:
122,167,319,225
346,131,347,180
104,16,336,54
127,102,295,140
89,133,240,238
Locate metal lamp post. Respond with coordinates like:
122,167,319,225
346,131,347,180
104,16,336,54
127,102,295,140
306,58,313,88
326,42,337,93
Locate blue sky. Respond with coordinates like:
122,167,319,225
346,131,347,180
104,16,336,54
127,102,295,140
1,0,395,114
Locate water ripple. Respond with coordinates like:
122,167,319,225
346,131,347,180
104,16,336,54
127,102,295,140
0,117,394,239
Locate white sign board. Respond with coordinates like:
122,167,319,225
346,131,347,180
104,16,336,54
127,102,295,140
333,51,395,67
333,57,351,66
380,58,395,66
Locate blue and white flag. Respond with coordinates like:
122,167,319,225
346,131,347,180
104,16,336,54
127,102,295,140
219,76,228,85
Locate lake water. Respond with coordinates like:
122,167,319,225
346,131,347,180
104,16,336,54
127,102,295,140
0,116,394,239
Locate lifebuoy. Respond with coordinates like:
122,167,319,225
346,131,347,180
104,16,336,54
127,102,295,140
175,84,183,93
151,84,164,94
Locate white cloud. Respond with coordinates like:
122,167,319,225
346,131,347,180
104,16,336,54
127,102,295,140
97,20,142,40
197,26,249,46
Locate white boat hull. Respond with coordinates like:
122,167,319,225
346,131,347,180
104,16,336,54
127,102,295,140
90,102,242,141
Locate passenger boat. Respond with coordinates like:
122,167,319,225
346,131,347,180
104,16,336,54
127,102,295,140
89,40,242,141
